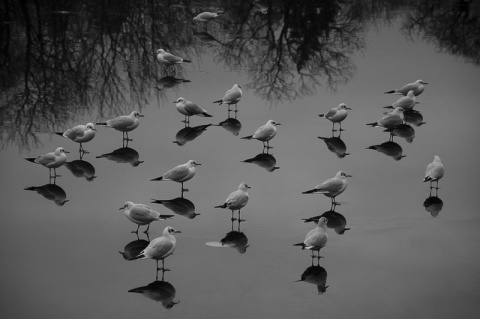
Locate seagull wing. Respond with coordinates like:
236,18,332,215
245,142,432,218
107,116,135,130
36,153,57,165
315,178,343,193
63,125,86,139
162,164,190,181
162,52,184,63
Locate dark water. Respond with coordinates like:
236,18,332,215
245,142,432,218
1,1,480,318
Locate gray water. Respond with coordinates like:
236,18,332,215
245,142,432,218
1,1,480,318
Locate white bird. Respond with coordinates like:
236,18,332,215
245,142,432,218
131,226,181,274
151,160,200,193
423,155,444,192
384,79,428,96
215,183,251,221
366,107,404,129
319,103,351,131
173,97,212,124
119,201,174,233
302,171,351,209
383,90,417,111
193,12,223,25
96,111,144,141
156,49,191,69
25,147,69,178
55,123,96,153
294,217,329,259
241,120,280,150
213,84,242,112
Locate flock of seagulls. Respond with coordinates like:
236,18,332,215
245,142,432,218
24,29,445,289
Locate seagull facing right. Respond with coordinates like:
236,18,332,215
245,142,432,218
384,79,428,96
366,107,404,129
213,84,242,112
55,123,96,153
131,226,181,275
241,120,280,150
215,183,251,221
173,97,212,124
25,147,69,178
383,90,417,111
156,49,191,68
150,160,200,193
423,155,444,191
318,103,351,131
193,12,223,25
96,111,144,141
119,201,174,233
294,216,329,259
302,171,351,209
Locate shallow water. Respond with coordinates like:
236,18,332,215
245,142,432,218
1,1,480,318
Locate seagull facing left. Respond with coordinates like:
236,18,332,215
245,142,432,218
25,147,69,178
55,123,96,153
119,201,174,233
423,155,444,192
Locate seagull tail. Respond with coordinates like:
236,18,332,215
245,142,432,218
384,90,395,94
159,214,175,220
150,176,164,181
96,122,107,126
318,113,325,118
201,113,213,117
293,243,306,250
25,157,37,163
302,189,317,194
423,176,432,182
55,132,64,136
241,135,253,140
212,99,223,104
366,122,378,127
130,253,145,261
214,203,227,208
182,59,191,63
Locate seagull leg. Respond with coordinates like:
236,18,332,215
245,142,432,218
131,224,140,234
238,209,245,222
144,223,150,234
339,122,345,132
53,168,61,178
158,259,170,272
181,182,189,193
231,210,237,221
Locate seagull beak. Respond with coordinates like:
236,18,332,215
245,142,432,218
346,174,352,177
138,114,145,117
275,123,281,125
346,107,352,110
175,230,182,234
64,150,70,153
173,100,178,103
195,163,201,166
119,207,124,210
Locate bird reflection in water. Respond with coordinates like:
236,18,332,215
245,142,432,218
295,264,328,295
423,195,444,217
129,274,179,309
64,158,96,181
367,140,406,161
155,76,190,92
173,124,212,146
151,197,200,219
404,110,426,127
383,124,415,143
242,152,279,172
96,147,144,167
303,210,350,235
216,115,242,136
24,182,69,206
318,131,349,159
119,233,150,261
206,219,249,254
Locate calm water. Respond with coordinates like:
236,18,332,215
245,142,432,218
1,1,480,318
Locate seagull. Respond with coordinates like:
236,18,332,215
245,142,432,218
119,201,174,233
215,183,250,221
366,107,404,129
383,90,417,111
384,79,428,96
318,103,351,131
173,97,212,124
302,171,351,209
156,49,191,71
423,155,444,192
241,120,280,150
294,217,329,260
151,160,200,193
213,84,242,112
96,111,144,141
55,123,96,153
25,147,69,178
131,226,181,275
193,12,223,28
